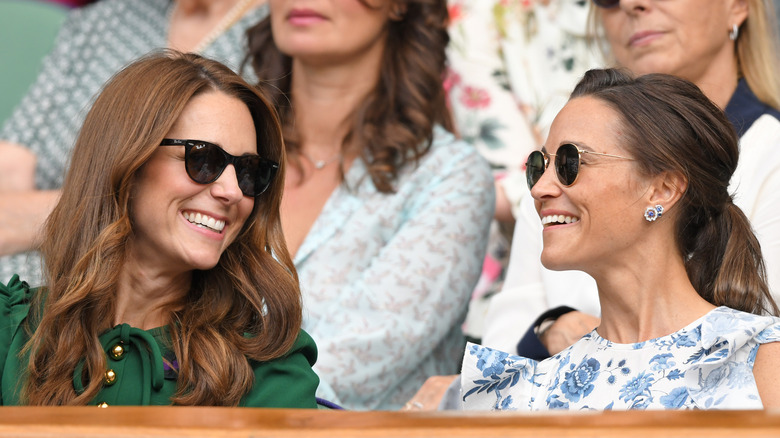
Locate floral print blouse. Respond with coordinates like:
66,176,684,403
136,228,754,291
461,307,780,410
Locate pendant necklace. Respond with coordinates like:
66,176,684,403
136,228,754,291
301,151,342,170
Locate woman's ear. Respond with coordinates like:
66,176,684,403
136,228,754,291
728,0,749,28
647,171,687,214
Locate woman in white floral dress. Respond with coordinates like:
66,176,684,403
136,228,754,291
461,68,780,410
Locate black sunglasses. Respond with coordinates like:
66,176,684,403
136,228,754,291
160,139,279,197
525,143,631,190
592,0,619,8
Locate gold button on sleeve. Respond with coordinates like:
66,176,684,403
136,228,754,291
104,369,117,386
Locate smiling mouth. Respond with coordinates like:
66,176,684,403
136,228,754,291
541,215,580,227
183,211,225,233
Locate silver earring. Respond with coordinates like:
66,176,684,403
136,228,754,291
729,24,739,41
644,204,664,222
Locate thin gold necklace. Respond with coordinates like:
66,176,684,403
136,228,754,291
168,0,257,54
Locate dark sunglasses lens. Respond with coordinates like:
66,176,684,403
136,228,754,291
526,151,546,189
234,156,276,197
555,144,580,186
592,0,619,8
186,142,228,184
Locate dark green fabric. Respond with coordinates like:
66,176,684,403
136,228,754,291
0,275,319,407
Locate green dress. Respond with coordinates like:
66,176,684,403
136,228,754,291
0,275,319,407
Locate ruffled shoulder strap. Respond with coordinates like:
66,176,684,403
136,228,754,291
685,307,780,409
0,275,34,329
0,275,35,387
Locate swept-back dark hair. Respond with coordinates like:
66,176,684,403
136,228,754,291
244,0,453,193
25,51,302,405
571,68,778,316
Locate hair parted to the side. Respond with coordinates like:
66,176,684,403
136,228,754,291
588,0,780,111
24,50,302,406
244,0,453,193
571,68,778,316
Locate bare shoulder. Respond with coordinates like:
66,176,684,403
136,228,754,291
754,342,780,408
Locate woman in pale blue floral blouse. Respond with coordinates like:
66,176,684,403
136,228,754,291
461,68,780,410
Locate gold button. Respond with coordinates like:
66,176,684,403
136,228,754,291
104,369,117,386
97,402,109,408
110,344,125,360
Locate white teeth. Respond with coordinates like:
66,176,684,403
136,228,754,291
183,211,225,232
541,215,580,226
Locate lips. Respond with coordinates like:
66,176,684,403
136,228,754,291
287,8,326,24
628,30,664,47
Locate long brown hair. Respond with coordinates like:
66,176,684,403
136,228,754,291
244,0,453,193
571,68,778,316
24,51,302,405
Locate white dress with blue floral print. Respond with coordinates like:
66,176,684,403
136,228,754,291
461,307,780,410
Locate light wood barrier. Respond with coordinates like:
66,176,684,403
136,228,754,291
0,407,779,437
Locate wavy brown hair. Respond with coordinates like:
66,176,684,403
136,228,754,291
571,68,778,316
23,51,302,405
244,0,453,193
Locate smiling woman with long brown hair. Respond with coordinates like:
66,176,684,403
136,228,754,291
0,51,318,407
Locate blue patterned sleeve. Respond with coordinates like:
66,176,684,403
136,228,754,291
460,342,538,410
309,136,495,410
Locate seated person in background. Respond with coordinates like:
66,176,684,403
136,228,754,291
245,0,494,410
0,51,318,407
482,0,780,359
445,0,602,340
0,0,269,285
462,68,780,410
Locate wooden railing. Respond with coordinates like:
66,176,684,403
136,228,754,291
0,407,779,437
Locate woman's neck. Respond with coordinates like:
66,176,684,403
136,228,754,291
687,43,740,109
589,238,715,344
289,47,384,157
114,258,191,330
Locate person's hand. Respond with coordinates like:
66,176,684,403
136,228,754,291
0,190,60,257
0,141,36,192
402,375,458,411
539,311,600,355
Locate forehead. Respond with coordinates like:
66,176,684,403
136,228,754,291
166,91,257,156
546,96,628,154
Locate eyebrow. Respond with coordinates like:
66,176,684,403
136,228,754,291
563,141,595,152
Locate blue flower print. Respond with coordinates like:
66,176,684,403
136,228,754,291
560,358,601,402
619,372,654,402
667,369,684,380
547,394,569,410
660,387,689,408
725,362,754,390
673,327,701,348
705,313,741,334
649,353,676,372
500,395,514,410
470,345,509,377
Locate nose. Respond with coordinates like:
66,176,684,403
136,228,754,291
618,0,651,13
210,164,246,204
530,161,563,203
